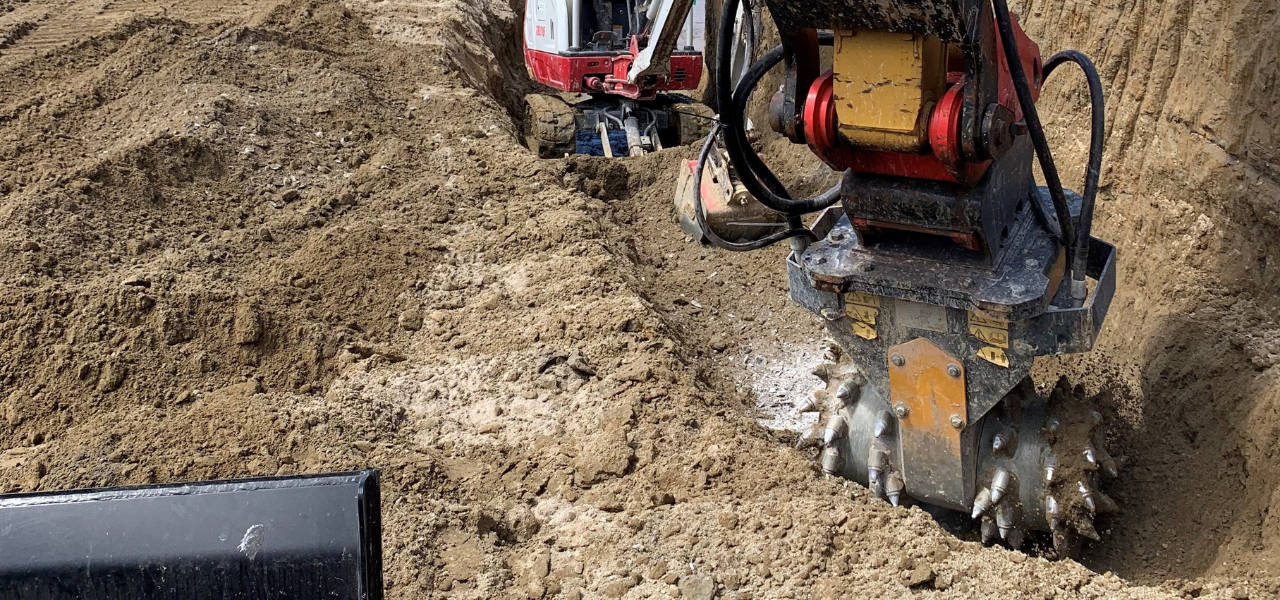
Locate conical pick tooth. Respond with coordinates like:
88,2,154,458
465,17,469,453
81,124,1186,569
1094,442,1119,478
1077,517,1102,541
1095,490,1119,514
1045,495,1061,529
980,519,998,545
1043,453,1058,483
1050,523,1068,552
1078,480,1097,513
796,424,820,450
821,446,841,475
995,504,1014,540
1082,443,1099,470
1046,415,1061,433
835,380,859,402
971,487,993,519
992,431,1008,452
796,397,818,414
1007,527,1025,551
873,410,893,438
990,469,1012,505
823,414,848,446
886,472,905,507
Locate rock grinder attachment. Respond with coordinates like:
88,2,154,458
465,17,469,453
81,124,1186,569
694,0,1116,551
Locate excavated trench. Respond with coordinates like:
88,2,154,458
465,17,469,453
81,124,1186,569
453,0,1280,587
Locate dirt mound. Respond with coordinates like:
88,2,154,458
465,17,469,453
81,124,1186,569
0,0,1277,599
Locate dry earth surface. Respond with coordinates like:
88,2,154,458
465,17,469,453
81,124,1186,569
1,0,1278,599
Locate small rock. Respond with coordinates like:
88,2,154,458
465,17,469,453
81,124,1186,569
399,309,423,331
678,574,716,600
594,497,624,512
530,553,551,579
647,562,668,581
563,589,582,600
1009,551,1027,564
281,189,300,203
566,350,596,376
650,491,675,507
615,362,652,382
906,562,935,588
709,334,728,352
96,362,128,393
717,512,739,530
602,576,638,598
351,441,374,453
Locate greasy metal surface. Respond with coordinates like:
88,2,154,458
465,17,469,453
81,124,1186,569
976,389,1052,532
0,471,382,600
836,382,894,487
1014,238,1117,355
887,338,968,506
841,136,1035,267
762,0,973,43
805,185,1076,322
831,30,946,152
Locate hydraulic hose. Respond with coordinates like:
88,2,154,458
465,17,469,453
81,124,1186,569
692,122,818,251
1043,50,1105,294
990,0,1079,280
716,0,842,215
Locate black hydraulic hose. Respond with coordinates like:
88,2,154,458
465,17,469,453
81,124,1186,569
990,0,1078,272
1043,50,1105,286
692,123,817,251
716,0,842,215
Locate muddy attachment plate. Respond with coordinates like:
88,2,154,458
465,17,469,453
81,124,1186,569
0,470,382,600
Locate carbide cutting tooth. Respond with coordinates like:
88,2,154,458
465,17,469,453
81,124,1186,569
1045,495,1061,529
1043,453,1058,483
873,410,893,438
1095,490,1119,514
796,397,818,414
1078,480,1096,513
990,469,1012,505
993,431,1008,452
1007,527,1025,551
980,519,998,544
1083,443,1099,470
821,446,841,475
1077,517,1102,541
795,424,820,450
995,504,1014,540
1046,415,1061,433
886,472,904,507
867,446,884,496
1089,410,1103,425
835,380,859,402
823,414,848,446
971,487,992,519
1094,442,1119,478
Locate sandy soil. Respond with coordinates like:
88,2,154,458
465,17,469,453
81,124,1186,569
0,0,1278,599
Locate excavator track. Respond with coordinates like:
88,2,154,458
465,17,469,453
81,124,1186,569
799,349,1115,557
523,93,576,159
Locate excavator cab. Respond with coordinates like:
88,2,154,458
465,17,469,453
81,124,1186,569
521,0,712,157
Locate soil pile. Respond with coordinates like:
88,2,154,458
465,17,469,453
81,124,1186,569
0,0,1275,599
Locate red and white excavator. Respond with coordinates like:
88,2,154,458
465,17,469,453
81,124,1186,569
521,0,714,157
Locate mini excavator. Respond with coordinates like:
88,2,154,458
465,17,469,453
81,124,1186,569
681,0,1117,553
521,0,715,157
